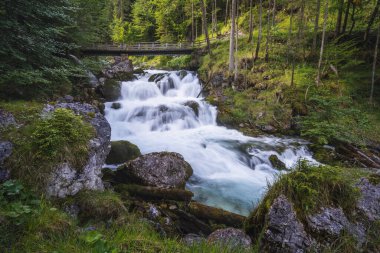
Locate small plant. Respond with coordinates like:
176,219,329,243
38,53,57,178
31,108,93,162
0,180,40,225
82,231,119,253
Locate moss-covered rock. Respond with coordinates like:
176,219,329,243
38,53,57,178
115,152,193,189
105,141,141,165
116,184,194,202
183,101,199,117
74,190,127,222
269,155,287,171
111,102,121,110
100,79,121,102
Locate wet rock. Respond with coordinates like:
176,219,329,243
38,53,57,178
116,184,194,202
99,79,121,102
356,178,380,221
182,233,204,246
111,103,121,110
115,152,193,189
105,140,141,165
0,110,16,128
183,101,199,117
262,195,312,253
134,68,145,75
148,204,161,220
269,155,288,171
148,73,167,83
259,124,277,134
188,202,245,228
43,103,111,198
207,228,252,249
177,70,188,80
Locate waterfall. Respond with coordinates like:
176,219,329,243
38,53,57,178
105,70,316,216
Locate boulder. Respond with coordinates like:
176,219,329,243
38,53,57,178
207,228,252,249
105,140,141,165
183,101,199,117
307,207,349,238
111,102,122,110
269,155,288,171
43,103,111,198
115,152,193,189
259,124,277,134
0,141,12,183
103,57,134,80
100,79,121,102
262,195,312,253
0,110,16,128
182,234,204,246
356,178,380,221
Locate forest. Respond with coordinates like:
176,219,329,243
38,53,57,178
1,0,380,252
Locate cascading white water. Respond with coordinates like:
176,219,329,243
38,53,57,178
105,70,317,216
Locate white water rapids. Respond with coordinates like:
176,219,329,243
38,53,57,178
105,70,316,216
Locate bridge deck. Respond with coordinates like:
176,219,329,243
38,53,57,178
81,42,202,56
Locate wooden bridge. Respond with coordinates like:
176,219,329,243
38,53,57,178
81,41,205,56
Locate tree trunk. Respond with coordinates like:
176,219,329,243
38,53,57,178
192,0,195,42
214,0,218,35
200,0,211,54
370,24,380,104
312,0,321,55
365,0,380,41
229,0,237,71
335,0,344,36
349,3,356,35
225,0,229,26
317,0,329,86
272,0,276,27
254,0,263,61
234,0,239,81
342,0,351,34
265,1,271,62
298,0,306,59
248,0,254,43
287,4,294,64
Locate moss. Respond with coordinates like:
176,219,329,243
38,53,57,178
74,190,127,222
105,140,141,165
115,184,194,202
268,155,288,171
368,173,380,185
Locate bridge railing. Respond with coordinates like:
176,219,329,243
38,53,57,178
83,34,229,52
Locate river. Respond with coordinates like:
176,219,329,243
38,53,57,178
105,70,316,216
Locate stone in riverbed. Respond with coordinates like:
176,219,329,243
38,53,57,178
105,140,141,165
269,154,288,171
111,102,122,110
207,228,252,249
183,101,199,117
115,152,193,189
